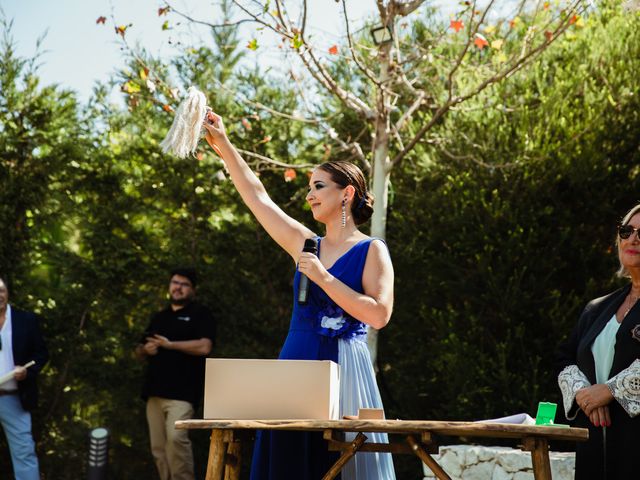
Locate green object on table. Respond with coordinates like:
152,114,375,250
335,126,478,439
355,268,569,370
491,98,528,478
535,402,557,426
535,402,570,427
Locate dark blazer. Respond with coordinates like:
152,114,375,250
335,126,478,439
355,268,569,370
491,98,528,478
556,284,640,480
10,306,49,411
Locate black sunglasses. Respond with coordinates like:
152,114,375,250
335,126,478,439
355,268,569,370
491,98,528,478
618,224,640,240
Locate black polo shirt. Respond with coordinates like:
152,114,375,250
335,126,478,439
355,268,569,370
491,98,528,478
140,302,215,406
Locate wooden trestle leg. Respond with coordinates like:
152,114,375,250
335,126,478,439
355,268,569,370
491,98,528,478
522,437,552,480
321,432,368,480
206,429,226,480
223,439,241,480
406,435,452,480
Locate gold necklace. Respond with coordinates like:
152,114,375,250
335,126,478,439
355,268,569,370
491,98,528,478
623,293,639,318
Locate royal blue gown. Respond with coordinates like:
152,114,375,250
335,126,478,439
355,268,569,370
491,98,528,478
250,237,396,480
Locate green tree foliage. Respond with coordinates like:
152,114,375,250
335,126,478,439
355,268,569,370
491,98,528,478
0,19,85,282
384,0,640,425
1,3,639,479
8,13,324,478
0,18,96,476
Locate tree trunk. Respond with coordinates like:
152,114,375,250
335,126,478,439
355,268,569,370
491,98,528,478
367,40,393,370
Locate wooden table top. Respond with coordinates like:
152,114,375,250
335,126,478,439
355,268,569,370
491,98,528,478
175,419,588,442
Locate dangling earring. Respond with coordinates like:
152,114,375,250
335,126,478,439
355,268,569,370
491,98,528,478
341,199,347,228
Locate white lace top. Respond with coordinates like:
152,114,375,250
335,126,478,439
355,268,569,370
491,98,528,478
559,357,640,419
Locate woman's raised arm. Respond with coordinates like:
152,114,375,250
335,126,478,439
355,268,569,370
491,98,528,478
203,112,313,259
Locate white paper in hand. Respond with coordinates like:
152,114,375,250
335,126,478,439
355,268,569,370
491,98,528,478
0,360,36,386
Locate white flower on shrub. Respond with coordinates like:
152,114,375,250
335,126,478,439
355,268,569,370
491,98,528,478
320,315,346,330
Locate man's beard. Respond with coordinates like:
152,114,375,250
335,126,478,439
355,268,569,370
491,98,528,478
171,295,192,306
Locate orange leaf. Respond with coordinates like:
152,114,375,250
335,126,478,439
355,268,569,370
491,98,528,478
328,45,338,55
284,169,297,182
162,104,173,113
96,16,107,25
241,118,252,130
450,19,464,33
474,34,489,49
544,30,553,41
158,6,170,16
543,2,550,10
569,15,578,24
247,39,259,51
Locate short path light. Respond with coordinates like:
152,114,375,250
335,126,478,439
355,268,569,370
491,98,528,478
87,427,109,480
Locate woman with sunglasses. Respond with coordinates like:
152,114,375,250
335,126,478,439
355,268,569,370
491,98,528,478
556,204,640,479
202,112,396,480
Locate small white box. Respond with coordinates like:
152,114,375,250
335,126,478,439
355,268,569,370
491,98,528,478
203,358,340,420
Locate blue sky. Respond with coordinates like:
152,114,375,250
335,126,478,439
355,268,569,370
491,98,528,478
3,0,386,103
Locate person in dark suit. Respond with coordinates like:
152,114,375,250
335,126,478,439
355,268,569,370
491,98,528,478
0,275,49,480
556,204,640,480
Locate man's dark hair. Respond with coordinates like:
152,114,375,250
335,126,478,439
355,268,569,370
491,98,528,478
170,267,198,287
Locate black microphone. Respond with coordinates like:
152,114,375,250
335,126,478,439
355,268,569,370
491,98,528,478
297,238,318,305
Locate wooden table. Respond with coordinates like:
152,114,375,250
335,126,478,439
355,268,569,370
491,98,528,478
175,419,588,480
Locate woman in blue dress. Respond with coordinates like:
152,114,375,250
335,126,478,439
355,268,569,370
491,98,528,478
203,112,396,480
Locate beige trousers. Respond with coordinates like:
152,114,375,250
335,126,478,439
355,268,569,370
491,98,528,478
146,397,195,480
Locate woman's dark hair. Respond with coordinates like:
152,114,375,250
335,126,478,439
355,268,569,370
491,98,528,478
317,160,374,225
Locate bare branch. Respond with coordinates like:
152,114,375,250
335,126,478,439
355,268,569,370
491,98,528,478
243,0,373,119
448,0,497,101
211,78,321,123
287,67,369,166
390,103,451,167
164,2,254,30
300,0,308,35
393,0,427,17
390,122,406,152
391,0,585,167
395,91,425,131
231,0,293,39
376,0,388,21
297,46,374,118
237,148,315,169
340,0,381,86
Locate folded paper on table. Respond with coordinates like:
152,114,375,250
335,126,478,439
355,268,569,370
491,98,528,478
476,413,536,425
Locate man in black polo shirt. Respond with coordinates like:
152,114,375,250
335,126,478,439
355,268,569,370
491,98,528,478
135,267,215,480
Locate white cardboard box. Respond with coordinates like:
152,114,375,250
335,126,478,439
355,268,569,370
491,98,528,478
203,358,340,420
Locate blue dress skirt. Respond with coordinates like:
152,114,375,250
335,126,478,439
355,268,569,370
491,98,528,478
250,238,396,480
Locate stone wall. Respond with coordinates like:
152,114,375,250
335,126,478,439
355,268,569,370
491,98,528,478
421,445,575,480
